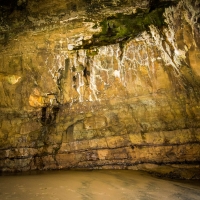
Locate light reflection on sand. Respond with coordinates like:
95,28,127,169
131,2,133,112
0,170,200,200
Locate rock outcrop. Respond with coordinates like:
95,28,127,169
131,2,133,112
0,0,200,179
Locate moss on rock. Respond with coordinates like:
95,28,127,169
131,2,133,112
79,1,178,49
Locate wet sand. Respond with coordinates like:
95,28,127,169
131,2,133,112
0,170,200,200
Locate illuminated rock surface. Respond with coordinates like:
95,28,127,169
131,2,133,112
0,0,200,178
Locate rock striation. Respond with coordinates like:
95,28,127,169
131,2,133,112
0,0,200,179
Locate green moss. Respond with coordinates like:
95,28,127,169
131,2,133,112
79,1,177,49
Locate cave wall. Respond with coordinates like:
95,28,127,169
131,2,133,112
0,0,200,178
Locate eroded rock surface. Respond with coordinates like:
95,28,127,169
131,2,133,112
0,0,200,179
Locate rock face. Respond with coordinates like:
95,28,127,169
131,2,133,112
0,0,200,178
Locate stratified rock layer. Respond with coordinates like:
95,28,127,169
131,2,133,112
0,0,200,179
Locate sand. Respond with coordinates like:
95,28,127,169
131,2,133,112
0,170,200,200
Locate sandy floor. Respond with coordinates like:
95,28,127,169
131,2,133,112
0,170,200,200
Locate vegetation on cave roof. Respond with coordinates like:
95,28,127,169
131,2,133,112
78,1,178,49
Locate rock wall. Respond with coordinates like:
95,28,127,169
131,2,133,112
0,0,200,178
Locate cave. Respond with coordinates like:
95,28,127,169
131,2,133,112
0,0,200,199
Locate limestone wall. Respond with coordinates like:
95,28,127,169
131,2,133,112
0,0,200,178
